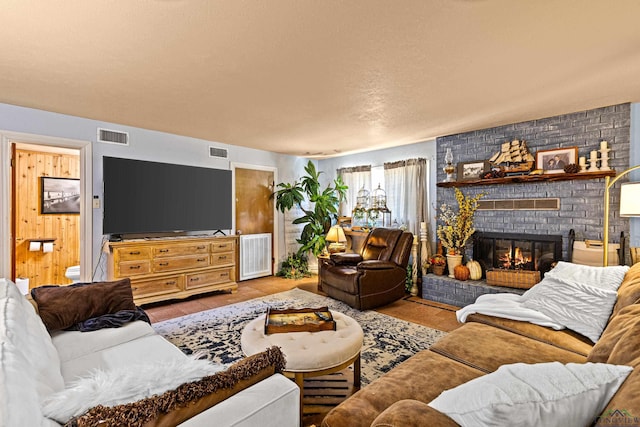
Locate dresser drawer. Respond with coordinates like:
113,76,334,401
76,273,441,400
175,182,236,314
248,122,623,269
114,247,151,262
117,261,151,277
212,240,235,253
211,251,234,267
185,267,233,290
153,243,209,258
153,255,210,272
131,276,183,297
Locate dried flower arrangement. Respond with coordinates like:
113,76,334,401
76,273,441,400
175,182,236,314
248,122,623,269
436,188,484,255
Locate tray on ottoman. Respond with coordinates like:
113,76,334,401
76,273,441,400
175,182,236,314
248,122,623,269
264,306,336,334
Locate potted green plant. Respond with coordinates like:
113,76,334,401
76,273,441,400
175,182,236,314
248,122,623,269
273,160,348,257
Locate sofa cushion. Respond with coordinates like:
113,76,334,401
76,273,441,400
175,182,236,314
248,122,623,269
1,279,64,427
430,322,586,373
611,262,640,316
588,303,640,363
465,313,593,357
58,334,187,383
371,399,458,427
51,319,157,364
428,362,632,427
31,278,136,331
321,350,484,427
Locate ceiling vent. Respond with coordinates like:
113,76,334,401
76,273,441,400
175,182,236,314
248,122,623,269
97,128,129,145
209,146,228,158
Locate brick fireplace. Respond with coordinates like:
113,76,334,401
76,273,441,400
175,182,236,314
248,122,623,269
423,103,631,307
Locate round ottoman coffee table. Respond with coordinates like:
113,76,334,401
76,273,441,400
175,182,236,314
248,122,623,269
241,310,364,422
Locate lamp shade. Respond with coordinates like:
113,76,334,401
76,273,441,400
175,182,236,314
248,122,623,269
326,225,347,243
620,182,640,217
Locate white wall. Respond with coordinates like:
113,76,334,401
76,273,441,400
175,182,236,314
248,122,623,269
0,102,307,279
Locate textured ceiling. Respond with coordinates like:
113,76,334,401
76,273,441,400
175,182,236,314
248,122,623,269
2,1,640,158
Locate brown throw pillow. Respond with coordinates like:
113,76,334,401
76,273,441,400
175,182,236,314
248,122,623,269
31,279,136,331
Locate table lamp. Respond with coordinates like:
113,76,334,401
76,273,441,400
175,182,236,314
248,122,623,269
326,225,347,253
603,165,640,265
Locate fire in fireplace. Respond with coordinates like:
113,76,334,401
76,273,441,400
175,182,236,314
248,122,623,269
473,232,563,275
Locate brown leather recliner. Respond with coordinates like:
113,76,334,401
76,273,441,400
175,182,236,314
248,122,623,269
320,228,413,310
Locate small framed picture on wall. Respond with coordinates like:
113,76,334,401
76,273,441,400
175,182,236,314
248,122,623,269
456,160,490,181
41,177,81,214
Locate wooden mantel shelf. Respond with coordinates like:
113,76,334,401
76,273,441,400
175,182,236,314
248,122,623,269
437,170,616,188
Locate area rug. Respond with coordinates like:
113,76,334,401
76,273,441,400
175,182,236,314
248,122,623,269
153,288,447,385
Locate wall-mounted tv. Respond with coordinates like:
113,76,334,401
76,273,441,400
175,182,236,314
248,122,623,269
103,157,232,236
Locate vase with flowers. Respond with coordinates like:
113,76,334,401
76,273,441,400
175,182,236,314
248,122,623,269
436,188,484,277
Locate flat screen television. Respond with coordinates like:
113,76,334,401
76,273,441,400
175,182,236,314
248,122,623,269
103,156,232,236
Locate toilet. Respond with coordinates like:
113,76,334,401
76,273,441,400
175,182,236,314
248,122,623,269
65,265,81,283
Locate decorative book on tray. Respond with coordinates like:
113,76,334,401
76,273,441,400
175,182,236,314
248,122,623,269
264,307,336,334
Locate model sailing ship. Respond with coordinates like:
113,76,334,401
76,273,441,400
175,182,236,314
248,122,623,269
489,139,535,175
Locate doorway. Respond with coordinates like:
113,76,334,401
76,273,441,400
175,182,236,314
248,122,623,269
233,165,277,278
0,131,92,289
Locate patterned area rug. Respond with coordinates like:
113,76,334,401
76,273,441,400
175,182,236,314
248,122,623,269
154,288,447,385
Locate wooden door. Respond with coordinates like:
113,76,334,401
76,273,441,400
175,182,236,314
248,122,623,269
235,168,274,235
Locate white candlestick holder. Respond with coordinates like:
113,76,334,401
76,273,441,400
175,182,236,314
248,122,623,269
599,148,611,171
587,157,600,172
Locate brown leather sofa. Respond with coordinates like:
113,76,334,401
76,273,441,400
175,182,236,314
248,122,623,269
321,263,640,427
319,228,413,310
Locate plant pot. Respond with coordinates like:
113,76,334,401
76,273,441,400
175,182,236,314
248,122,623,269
432,265,445,276
446,254,463,278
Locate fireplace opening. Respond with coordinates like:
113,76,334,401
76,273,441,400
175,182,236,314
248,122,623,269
473,232,563,277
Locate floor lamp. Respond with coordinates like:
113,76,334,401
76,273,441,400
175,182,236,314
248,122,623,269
603,165,640,266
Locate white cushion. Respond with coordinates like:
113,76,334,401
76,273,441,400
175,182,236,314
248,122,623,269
51,319,156,363
58,334,187,383
522,262,629,342
42,356,225,424
1,278,64,426
428,362,632,427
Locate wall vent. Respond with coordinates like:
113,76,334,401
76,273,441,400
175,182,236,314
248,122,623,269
98,128,129,145
209,146,228,158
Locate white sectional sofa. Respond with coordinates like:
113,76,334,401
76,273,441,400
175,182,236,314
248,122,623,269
0,278,299,426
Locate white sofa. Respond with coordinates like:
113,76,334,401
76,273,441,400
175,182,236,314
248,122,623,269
0,278,299,426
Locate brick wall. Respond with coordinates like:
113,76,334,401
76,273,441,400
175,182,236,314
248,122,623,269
436,104,631,260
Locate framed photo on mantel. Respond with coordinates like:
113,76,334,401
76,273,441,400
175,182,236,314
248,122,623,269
457,160,490,181
536,147,578,174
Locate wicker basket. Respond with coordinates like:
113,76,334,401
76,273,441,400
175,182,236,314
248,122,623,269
485,269,541,289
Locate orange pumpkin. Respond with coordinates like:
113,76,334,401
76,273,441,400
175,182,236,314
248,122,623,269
454,264,470,281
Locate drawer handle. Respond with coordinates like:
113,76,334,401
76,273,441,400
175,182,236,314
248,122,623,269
166,281,176,286
129,251,141,255
159,262,169,266
132,287,138,291
190,277,200,282
218,256,227,260
221,272,229,277
197,258,207,262
159,249,169,253
197,246,206,249
218,245,227,248
129,265,141,270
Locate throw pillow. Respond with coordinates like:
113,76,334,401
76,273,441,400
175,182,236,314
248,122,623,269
521,262,629,342
31,279,136,331
428,362,632,427
41,356,225,424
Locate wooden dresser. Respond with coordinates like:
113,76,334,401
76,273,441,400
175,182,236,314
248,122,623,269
106,236,238,305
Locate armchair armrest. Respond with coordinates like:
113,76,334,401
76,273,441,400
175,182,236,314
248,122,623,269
330,253,363,265
357,260,398,270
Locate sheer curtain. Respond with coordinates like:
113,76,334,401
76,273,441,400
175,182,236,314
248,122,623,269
337,165,371,217
383,158,428,236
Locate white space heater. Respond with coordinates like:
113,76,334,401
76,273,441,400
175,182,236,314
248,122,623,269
239,233,272,281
